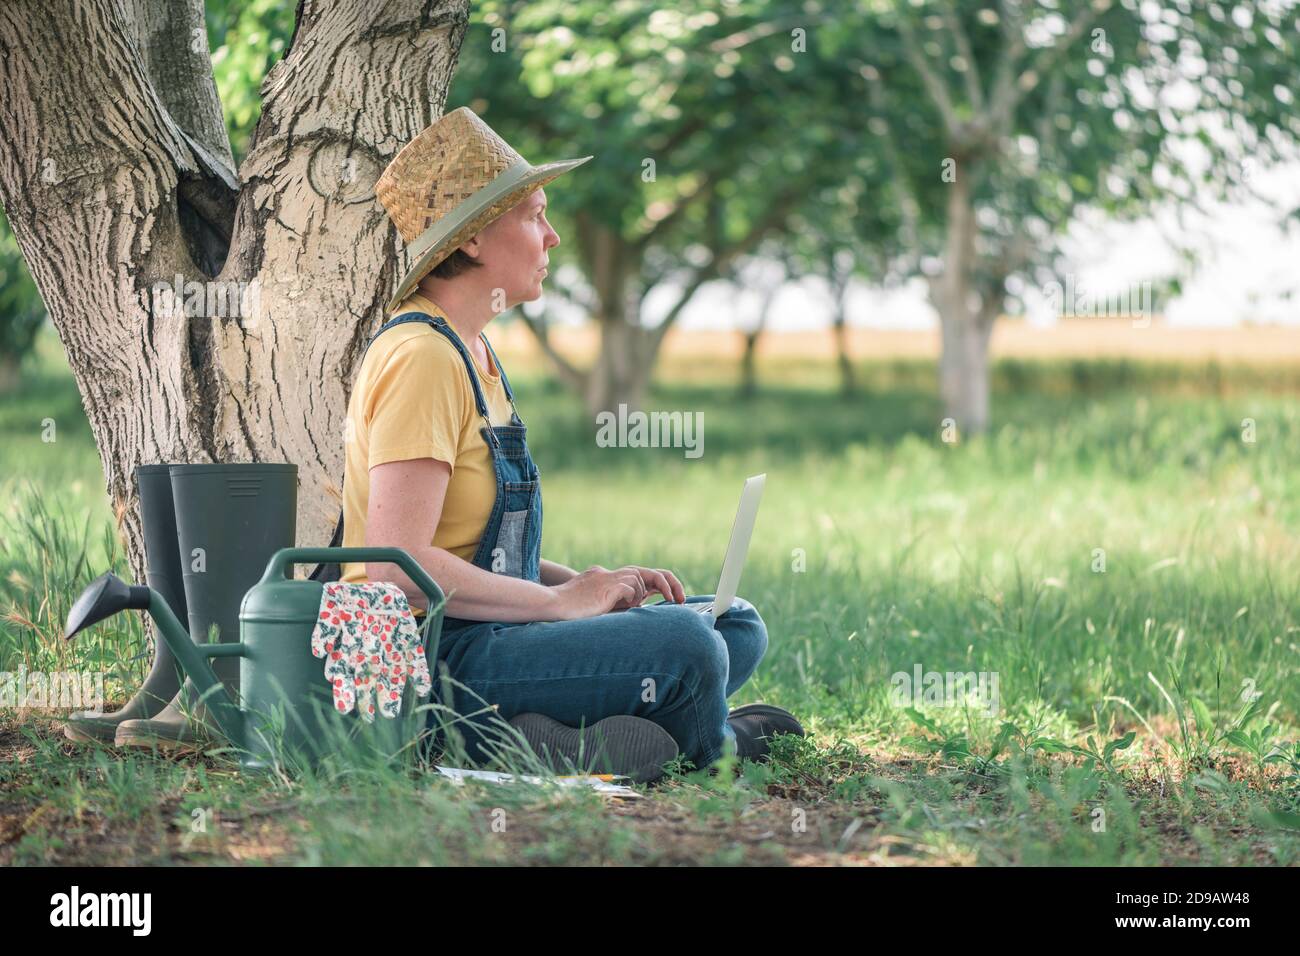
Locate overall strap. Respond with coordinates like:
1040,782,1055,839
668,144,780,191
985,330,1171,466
308,310,495,582
416,313,521,426
372,312,494,420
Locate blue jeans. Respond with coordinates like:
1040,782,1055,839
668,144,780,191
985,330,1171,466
430,593,769,770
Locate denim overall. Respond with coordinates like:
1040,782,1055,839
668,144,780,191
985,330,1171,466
310,311,543,617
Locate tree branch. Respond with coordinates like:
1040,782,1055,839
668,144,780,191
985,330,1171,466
647,182,804,355
647,264,719,356
119,0,235,171
713,182,804,274
990,0,1029,123
943,0,985,112
896,10,959,135
630,172,719,255
0,0,233,281
115,0,238,263
545,271,601,315
707,11,837,54
515,306,586,392
993,0,1110,132
1035,70,1066,164
857,61,922,255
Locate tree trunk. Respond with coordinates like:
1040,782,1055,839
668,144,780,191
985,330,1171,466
739,329,760,398
832,313,856,397
0,352,20,395
930,165,997,434
584,317,654,417
937,305,994,435
0,0,471,583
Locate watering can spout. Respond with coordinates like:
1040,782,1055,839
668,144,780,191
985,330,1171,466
64,572,152,637
64,572,245,748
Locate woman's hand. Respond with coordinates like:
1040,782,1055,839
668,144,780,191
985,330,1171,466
551,565,643,621
607,565,686,611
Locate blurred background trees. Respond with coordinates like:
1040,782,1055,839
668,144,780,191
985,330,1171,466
1,0,1297,431
448,0,871,415
842,0,1300,431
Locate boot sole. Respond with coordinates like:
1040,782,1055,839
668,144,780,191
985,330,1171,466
507,713,678,784
114,736,206,754
114,733,200,752
64,701,180,744
63,720,118,744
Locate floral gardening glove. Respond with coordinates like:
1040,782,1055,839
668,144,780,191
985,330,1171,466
372,591,433,719
312,582,433,723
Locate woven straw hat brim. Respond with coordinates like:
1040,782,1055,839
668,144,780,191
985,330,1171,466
386,155,592,314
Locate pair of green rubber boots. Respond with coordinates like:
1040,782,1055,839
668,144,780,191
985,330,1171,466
63,463,297,751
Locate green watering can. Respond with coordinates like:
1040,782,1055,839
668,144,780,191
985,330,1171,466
65,548,446,771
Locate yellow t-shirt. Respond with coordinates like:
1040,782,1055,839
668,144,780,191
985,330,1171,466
339,292,514,588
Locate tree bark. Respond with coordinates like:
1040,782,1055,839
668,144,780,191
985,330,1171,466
0,0,471,583
584,316,654,417
936,306,994,435
931,166,997,434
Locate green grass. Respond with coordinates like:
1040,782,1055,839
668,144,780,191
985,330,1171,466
1,324,1298,865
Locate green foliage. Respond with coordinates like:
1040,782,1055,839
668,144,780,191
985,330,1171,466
0,209,46,378
854,0,1300,291
452,1,872,283
205,0,296,165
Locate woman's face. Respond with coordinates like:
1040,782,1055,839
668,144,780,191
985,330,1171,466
468,188,560,307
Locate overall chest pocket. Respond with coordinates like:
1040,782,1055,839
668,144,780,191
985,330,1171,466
493,480,538,577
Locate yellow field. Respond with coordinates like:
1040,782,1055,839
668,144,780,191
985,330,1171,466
490,317,1300,372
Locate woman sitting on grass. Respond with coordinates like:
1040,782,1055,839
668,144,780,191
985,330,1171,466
315,108,803,783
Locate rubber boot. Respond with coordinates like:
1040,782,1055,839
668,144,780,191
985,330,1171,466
64,465,190,743
116,463,297,751
113,680,227,751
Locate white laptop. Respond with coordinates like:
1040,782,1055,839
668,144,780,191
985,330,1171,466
685,474,766,622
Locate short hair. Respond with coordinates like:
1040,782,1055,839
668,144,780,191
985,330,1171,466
430,248,484,279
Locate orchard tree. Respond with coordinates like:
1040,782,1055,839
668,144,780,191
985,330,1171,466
0,0,473,578
450,0,870,415
849,0,1300,432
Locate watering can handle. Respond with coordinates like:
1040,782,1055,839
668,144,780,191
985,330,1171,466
260,547,446,613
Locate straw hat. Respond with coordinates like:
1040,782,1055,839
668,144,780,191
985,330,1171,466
376,106,592,313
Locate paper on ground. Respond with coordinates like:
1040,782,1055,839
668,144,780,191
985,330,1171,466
435,765,640,796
